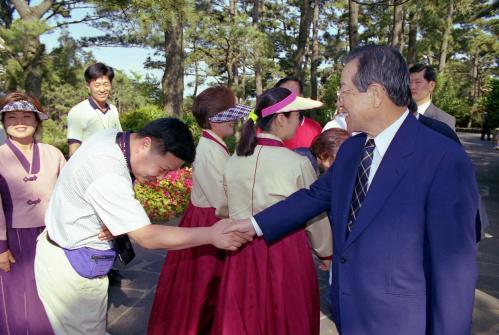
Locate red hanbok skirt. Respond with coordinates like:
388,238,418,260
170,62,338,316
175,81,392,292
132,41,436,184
148,202,226,335
211,229,320,335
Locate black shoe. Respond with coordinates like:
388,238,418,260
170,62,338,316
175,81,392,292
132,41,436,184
108,269,123,287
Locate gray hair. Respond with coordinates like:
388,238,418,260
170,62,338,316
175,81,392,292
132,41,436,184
345,45,411,107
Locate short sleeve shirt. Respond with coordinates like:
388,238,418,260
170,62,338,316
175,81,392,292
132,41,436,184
67,98,122,143
45,130,150,250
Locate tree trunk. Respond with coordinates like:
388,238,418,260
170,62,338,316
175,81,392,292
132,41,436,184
11,0,53,99
439,0,454,73
162,19,184,116
406,8,418,66
391,3,404,49
253,0,263,96
242,61,247,100
471,49,479,103
349,0,359,50
230,0,236,16
293,0,311,80
193,60,199,97
399,9,406,55
310,0,319,100
229,0,238,90
23,36,44,99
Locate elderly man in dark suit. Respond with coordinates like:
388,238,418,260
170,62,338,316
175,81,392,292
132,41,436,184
225,45,479,335
409,64,456,130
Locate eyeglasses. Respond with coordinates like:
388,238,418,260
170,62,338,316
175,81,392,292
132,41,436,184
336,88,355,100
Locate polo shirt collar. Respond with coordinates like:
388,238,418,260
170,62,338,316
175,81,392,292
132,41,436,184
88,97,110,114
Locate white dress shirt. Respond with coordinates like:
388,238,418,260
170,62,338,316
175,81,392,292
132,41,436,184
252,110,409,236
417,100,431,116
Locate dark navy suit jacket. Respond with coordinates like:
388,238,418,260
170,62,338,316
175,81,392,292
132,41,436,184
418,114,461,144
418,114,488,242
255,114,479,334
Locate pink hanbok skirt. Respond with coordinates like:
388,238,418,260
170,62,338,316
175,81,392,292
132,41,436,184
212,229,320,335
148,202,226,335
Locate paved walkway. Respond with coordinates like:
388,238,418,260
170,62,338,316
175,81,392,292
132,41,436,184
107,133,499,335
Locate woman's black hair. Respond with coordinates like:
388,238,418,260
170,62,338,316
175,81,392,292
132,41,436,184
236,87,293,156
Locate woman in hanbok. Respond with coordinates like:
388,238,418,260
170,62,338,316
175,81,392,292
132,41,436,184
212,87,332,335
148,86,250,335
0,92,66,335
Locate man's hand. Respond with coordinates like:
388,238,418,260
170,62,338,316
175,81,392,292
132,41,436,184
0,250,16,273
98,226,115,242
319,258,332,271
223,218,257,237
209,219,253,250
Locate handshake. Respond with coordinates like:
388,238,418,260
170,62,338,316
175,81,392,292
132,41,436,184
209,218,257,251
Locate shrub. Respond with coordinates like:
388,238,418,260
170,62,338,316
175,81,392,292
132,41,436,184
41,117,68,156
180,111,202,145
134,167,192,221
120,104,164,132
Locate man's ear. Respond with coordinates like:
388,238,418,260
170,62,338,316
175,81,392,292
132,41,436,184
139,136,152,151
428,80,436,93
368,83,385,108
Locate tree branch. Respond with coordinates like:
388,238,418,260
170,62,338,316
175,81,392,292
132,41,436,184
196,47,219,61
46,15,104,31
351,0,410,5
469,0,499,21
32,0,53,18
11,0,32,18
43,2,65,21
0,37,22,63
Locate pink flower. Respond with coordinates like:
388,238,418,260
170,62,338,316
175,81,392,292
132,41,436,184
134,167,192,221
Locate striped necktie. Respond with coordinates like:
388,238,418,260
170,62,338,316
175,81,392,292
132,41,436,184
347,139,376,234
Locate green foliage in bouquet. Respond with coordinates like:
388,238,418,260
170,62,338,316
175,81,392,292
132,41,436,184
134,167,192,221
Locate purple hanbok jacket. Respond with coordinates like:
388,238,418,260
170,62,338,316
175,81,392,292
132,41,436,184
0,139,66,253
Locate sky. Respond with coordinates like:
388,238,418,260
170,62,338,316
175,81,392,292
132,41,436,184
40,6,163,81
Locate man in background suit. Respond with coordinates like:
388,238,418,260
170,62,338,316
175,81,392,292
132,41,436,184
408,99,460,144
226,45,479,334
410,64,456,130
409,99,489,243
